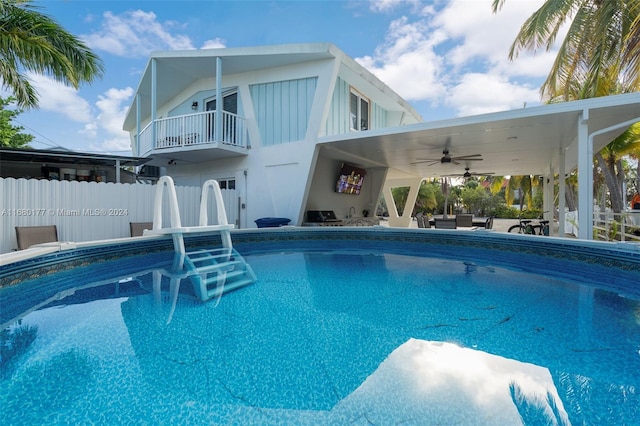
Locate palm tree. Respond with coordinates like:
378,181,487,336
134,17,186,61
493,0,640,214
594,123,640,212
492,0,639,100
0,0,104,109
415,180,438,213
488,175,539,211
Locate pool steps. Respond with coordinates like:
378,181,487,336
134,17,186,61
144,176,256,302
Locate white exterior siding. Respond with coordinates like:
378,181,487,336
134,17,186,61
371,103,387,130
250,77,317,146
325,77,351,135
324,77,389,136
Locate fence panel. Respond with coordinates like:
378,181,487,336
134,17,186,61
0,178,212,253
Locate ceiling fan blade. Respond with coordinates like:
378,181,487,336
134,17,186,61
468,172,495,176
410,159,440,166
452,154,483,160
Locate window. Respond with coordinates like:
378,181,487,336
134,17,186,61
218,178,235,190
205,91,238,143
350,89,370,131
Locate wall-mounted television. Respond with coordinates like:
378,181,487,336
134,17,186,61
336,163,366,195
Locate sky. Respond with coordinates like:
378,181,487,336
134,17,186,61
8,0,560,155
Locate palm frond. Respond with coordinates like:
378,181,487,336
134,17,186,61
0,0,104,108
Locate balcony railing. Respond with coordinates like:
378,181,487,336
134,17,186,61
138,110,247,157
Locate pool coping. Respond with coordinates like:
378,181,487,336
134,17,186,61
1,226,639,291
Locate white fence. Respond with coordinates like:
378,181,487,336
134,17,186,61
593,210,640,242
0,178,238,253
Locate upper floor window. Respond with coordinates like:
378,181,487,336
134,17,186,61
350,88,369,131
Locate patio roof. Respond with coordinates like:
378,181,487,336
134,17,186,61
0,147,149,168
317,93,640,181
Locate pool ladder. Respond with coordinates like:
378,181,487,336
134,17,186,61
144,176,256,302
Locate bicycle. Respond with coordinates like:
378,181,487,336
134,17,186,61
508,215,550,235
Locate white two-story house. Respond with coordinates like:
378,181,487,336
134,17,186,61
123,43,422,228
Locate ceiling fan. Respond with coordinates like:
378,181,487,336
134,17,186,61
446,167,494,179
411,149,483,166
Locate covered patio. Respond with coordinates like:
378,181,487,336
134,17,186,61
318,93,640,240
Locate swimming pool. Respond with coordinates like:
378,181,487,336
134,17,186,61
1,228,639,424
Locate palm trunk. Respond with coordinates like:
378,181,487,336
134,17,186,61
595,152,624,213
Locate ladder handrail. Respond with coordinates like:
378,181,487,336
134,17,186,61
199,179,232,249
152,176,182,230
146,176,235,254
199,179,229,226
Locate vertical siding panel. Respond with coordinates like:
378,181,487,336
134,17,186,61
273,81,282,145
302,78,311,139
281,82,290,143
250,77,317,146
266,83,274,145
289,80,298,139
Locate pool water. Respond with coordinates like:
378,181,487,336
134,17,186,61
1,248,639,424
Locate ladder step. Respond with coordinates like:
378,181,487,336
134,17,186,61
202,268,247,285
187,248,232,257
189,256,242,268
206,278,255,299
193,260,242,274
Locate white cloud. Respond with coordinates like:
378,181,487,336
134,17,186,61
28,74,93,122
92,136,131,153
434,0,549,72
369,0,422,13
89,87,134,152
201,38,226,50
95,87,134,136
446,73,540,116
79,122,98,139
82,10,194,57
356,16,448,102
359,0,556,117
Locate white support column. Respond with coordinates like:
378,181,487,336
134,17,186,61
577,110,592,240
135,93,141,155
215,57,222,143
558,147,566,236
542,172,553,231
151,59,157,147
115,159,121,183
382,178,423,228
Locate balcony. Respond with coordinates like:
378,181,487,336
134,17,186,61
138,110,249,163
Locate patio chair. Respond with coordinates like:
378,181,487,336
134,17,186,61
15,225,58,250
484,216,494,229
434,218,457,229
130,222,153,237
416,212,431,228
456,214,473,227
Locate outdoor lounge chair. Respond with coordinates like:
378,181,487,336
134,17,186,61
456,214,473,227
434,218,457,229
416,212,430,228
15,225,58,250
130,222,153,237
